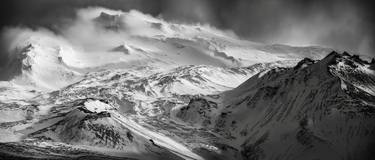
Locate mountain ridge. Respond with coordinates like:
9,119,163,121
175,51,375,159
0,7,374,160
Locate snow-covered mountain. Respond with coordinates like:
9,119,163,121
0,7,373,160
176,52,375,159
0,36,82,91
0,8,332,92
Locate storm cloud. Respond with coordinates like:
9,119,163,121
159,0,375,56
0,0,374,56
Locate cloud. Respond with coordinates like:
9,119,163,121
0,7,202,68
0,26,72,80
207,0,374,56
160,0,216,24
0,0,373,58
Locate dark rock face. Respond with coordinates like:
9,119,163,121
178,52,375,160
241,132,268,160
0,44,32,81
293,58,315,70
94,12,124,31
110,45,130,54
226,53,375,160
245,85,280,108
370,58,375,70
176,98,214,126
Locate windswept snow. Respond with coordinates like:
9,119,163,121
0,7,332,92
0,7,367,160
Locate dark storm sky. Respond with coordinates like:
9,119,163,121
0,0,374,56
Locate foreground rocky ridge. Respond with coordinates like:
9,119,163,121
0,60,293,159
177,52,375,159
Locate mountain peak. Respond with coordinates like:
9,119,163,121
1,40,81,90
94,12,123,30
110,44,130,54
293,57,316,70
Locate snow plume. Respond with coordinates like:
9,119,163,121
0,8,140,67
0,27,70,80
0,7,237,74
1,0,373,57
60,8,127,54
0,7,125,80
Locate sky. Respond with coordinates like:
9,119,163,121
0,0,374,56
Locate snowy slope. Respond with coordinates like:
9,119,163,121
175,52,375,160
0,8,333,93
47,60,296,117
0,59,297,159
0,7,367,160
19,99,199,160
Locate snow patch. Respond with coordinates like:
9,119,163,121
84,100,112,113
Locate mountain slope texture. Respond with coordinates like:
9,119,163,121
0,7,374,160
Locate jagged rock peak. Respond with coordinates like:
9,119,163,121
94,12,123,30
97,12,121,20
297,51,374,70
293,58,316,70
370,58,375,70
